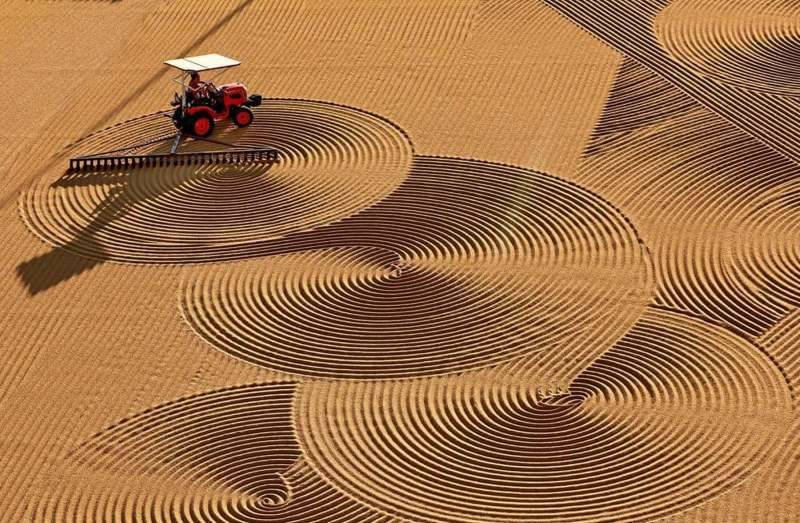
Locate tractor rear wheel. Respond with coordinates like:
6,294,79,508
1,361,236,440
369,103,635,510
232,106,254,128
190,113,214,138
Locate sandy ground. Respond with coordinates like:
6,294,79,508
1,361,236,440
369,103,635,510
1,0,798,521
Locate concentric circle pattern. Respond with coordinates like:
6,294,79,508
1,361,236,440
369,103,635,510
32,384,392,522
578,58,800,336
182,155,651,380
295,308,792,522
544,0,800,165
656,0,800,96
11,2,800,522
733,180,800,310
20,99,412,263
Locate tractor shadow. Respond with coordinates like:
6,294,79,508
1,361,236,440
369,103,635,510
16,159,278,296
17,251,105,297
16,186,124,296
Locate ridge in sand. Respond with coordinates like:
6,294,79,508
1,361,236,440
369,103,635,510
2,1,800,521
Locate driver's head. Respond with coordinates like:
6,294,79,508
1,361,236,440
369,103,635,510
190,71,200,81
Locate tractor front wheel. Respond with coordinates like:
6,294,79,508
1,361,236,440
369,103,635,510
189,114,214,138
232,106,254,128
172,107,184,129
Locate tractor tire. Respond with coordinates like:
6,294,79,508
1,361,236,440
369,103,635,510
190,113,214,138
232,106,254,128
172,107,183,129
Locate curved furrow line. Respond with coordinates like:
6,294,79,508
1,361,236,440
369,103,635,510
665,308,800,520
20,99,413,264
30,384,395,522
761,311,800,401
579,59,800,336
758,312,800,515
732,182,800,311
295,308,792,522
543,0,800,165
656,0,800,97
583,57,700,156
181,155,651,380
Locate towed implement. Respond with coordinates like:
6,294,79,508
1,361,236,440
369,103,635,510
68,148,278,171
69,53,278,172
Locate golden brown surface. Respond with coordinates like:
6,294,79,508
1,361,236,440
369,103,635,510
1,1,798,521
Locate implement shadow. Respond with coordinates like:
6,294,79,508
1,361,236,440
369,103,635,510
196,154,625,260
179,155,647,379
16,159,278,295
16,184,124,295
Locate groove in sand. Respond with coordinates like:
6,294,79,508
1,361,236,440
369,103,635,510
544,0,800,165
295,308,792,522
181,155,651,381
20,99,412,264
31,383,393,522
578,59,800,337
655,0,800,97
6,1,800,521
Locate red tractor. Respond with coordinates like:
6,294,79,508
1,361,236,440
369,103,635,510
165,54,262,138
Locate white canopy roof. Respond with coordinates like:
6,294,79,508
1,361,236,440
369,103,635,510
164,53,240,72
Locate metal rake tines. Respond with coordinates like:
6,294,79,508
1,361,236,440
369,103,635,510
68,149,279,172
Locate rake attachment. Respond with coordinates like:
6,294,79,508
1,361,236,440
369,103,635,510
68,122,279,173
68,148,279,172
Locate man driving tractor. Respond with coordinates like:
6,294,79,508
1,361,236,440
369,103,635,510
166,54,262,137
187,71,216,105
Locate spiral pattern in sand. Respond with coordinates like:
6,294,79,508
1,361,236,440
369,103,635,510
20,99,412,263
182,155,651,380
295,308,792,522
656,0,800,96
32,383,392,522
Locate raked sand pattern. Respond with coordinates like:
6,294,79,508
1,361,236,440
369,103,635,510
181,155,650,380
2,1,800,522
20,100,413,264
